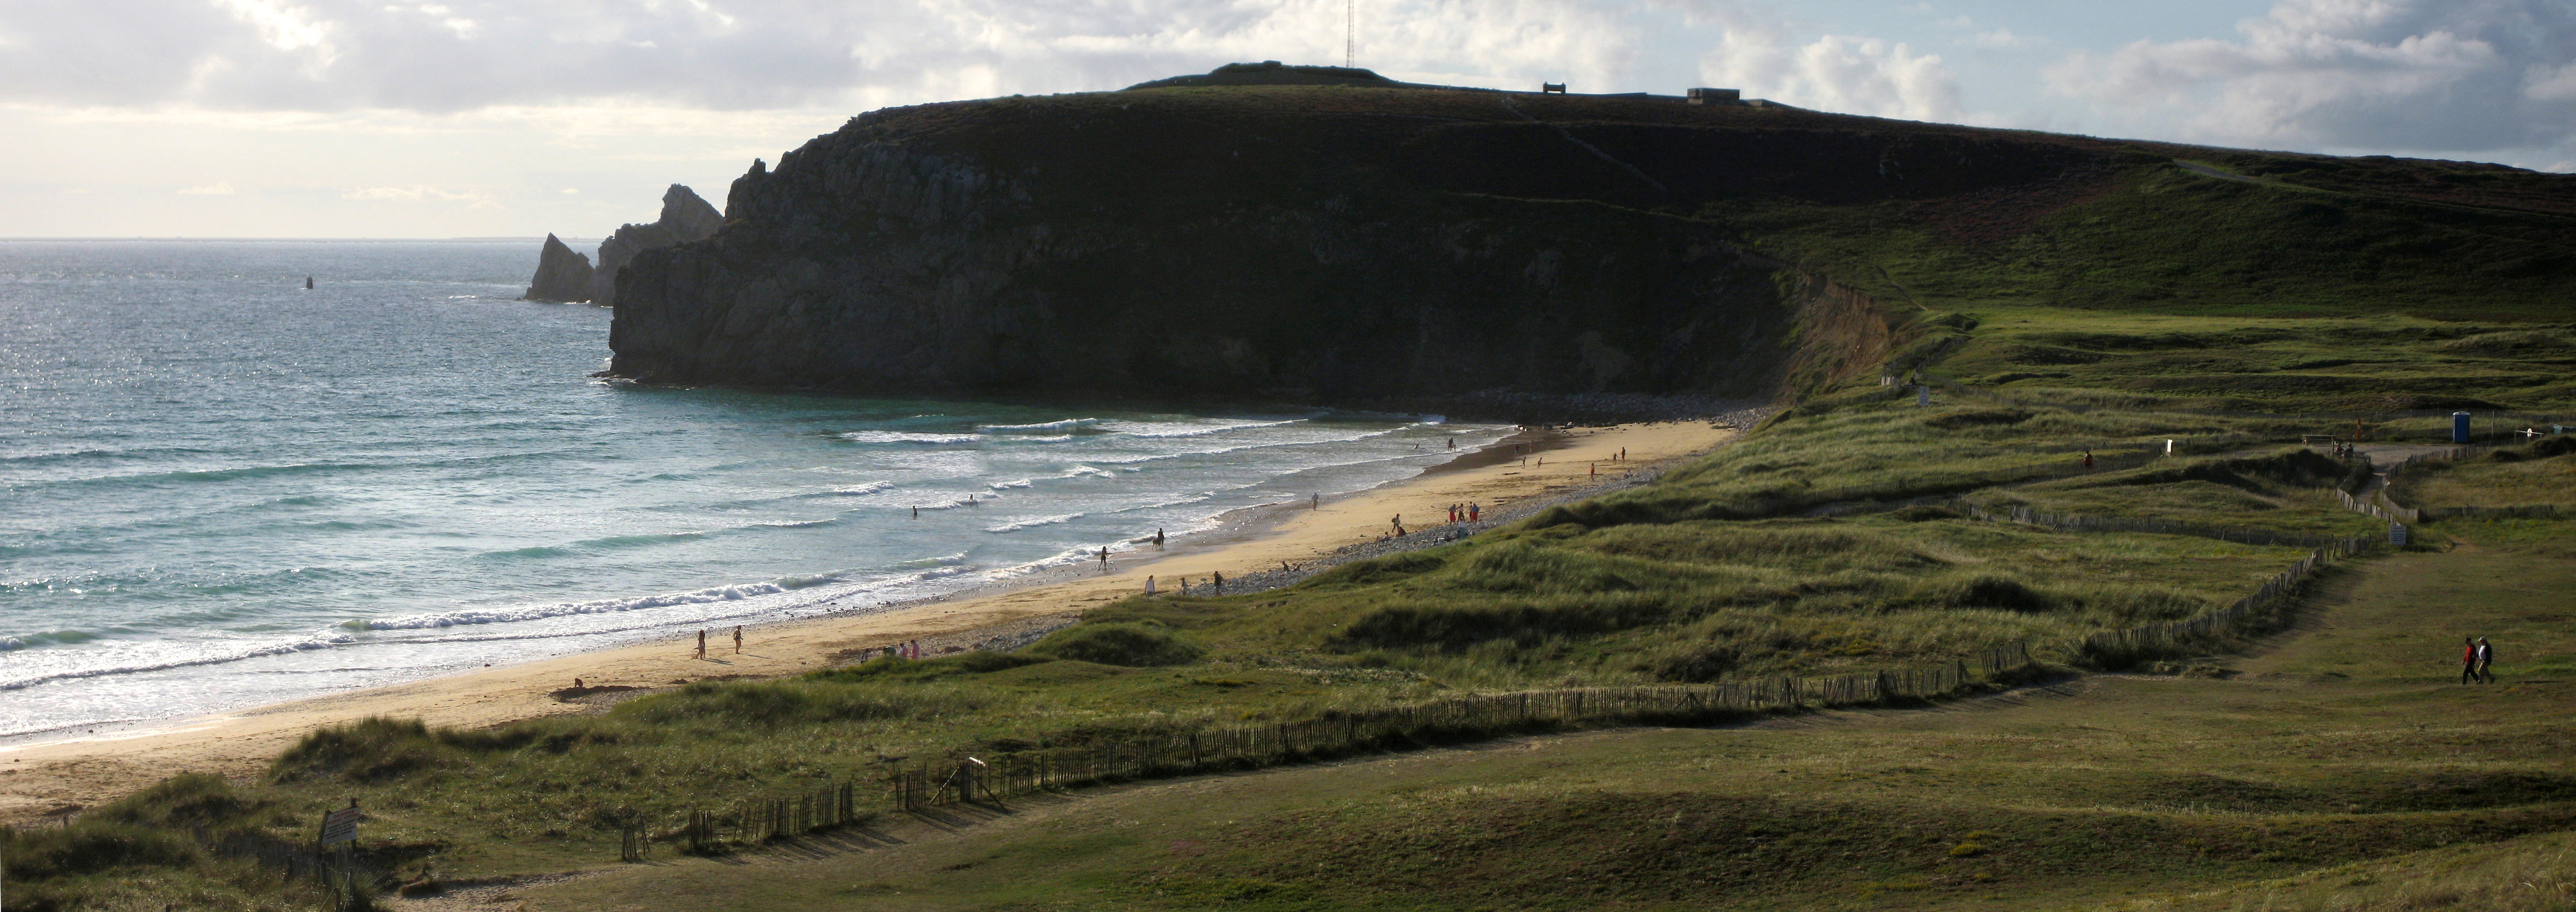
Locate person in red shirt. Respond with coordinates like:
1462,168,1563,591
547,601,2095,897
2463,637,2479,685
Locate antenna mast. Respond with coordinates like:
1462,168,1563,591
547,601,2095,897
1345,0,1354,68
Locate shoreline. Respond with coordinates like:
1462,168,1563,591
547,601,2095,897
0,413,1758,824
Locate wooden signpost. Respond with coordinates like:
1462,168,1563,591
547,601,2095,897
319,799,360,908
319,803,361,848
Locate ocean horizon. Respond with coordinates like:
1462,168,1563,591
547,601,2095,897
0,240,1508,740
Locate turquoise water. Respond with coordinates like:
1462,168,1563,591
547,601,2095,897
0,241,1505,739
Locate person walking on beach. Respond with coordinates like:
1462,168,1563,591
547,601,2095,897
2477,637,2496,684
1154,528,1165,549
1211,571,1223,594
732,626,743,655
695,630,706,660
2462,637,2479,685
1098,546,1110,573
1312,493,1320,510
1468,502,1480,522
1145,575,1157,596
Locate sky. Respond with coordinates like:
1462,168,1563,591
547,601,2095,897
3,0,2571,238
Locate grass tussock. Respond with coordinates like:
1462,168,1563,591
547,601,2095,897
1027,621,1204,667
2131,830,2576,912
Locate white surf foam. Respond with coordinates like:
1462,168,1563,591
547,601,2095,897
979,418,1101,434
984,513,1084,533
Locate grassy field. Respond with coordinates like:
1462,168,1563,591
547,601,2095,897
496,514,2576,912
1925,308,2576,416
2389,437,2576,510
1707,157,2576,326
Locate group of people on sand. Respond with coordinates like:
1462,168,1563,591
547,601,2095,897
1446,502,1482,524
1144,572,1220,597
692,626,744,660
2462,637,2499,684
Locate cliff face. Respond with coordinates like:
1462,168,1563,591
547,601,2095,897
615,170,1803,406
588,185,723,305
607,73,2135,407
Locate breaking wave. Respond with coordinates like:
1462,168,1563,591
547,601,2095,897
978,418,1103,434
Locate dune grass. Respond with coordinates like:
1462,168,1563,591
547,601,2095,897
1932,307,2576,415
1962,447,2390,539
2390,436,2576,510
508,515,2576,912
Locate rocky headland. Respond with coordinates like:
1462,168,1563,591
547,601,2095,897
598,64,2576,419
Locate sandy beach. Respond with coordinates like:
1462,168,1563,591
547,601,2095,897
0,419,1740,824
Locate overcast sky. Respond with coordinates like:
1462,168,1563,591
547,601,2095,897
4,0,2571,237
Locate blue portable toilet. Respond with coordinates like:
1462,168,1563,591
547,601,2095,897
2452,411,2471,443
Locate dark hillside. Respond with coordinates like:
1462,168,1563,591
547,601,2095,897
609,68,2576,405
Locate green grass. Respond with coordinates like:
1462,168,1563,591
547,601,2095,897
500,516,2576,912
2390,437,2576,510
1964,448,2389,539
1709,157,2576,324
1932,308,2576,414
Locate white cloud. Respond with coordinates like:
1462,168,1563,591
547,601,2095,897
1701,16,1962,121
2042,0,2576,152
0,0,1680,114
1973,29,2041,49
2527,62,2576,101
176,181,237,194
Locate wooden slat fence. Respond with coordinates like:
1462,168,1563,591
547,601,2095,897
632,505,2380,859
207,828,371,909
2076,534,2371,665
1959,501,2343,548
2418,505,2562,520
869,652,2040,817
2336,487,2414,525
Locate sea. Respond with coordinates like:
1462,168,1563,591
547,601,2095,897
0,240,1510,740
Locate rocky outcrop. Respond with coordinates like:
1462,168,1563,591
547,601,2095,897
521,185,724,305
522,234,595,302
586,185,724,305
